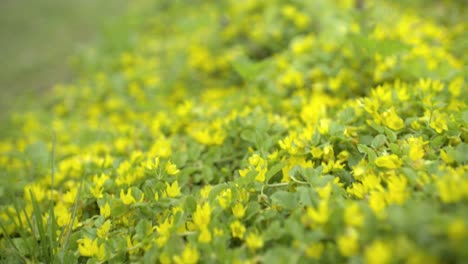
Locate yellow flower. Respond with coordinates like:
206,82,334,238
78,237,106,260
120,189,137,205
255,167,267,182
369,191,387,217
245,232,264,251
386,175,408,205
200,185,212,199
100,202,111,218
248,154,262,166
365,240,392,264
311,147,323,159
230,220,246,239
304,201,329,226
165,160,180,175
408,137,425,161
198,228,212,243
238,167,250,177
165,181,181,197
429,113,448,133
173,244,199,264
317,183,332,200
447,218,466,241
375,154,402,169
337,229,359,257
382,108,405,130
440,149,454,164
97,220,112,239
145,157,160,170
305,243,324,259
232,203,246,219
63,188,78,204
218,189,232,209
193,203,212,229
344,203,364,228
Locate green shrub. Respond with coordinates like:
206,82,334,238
1,0,467,263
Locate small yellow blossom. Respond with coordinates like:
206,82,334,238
218,189,232,209
375,154,402,169
317,183,333,200
232,203,246,219
365,240,392,264
97,220,112,239
382,108,405,131
408,137,425,161
304,201,329,226
173,244,199,264
344,203,364,228
429,114,448,133
230,220,246,239
78,237,106,260
440,149,454,164
305,243,324,259
337,230,360,257
165,181,181,197
100,202,111,218
193,203,212,229
120,189,137,205
165,160,180,175
198,228,212,243
246,232,264,251
145,157,160,170
447,218,466,241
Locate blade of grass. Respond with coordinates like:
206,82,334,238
47,131,58,255
0,221,27,263
60,170,85,258
10,194,37,260
29,190,49,262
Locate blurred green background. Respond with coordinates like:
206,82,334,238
0,0,126,116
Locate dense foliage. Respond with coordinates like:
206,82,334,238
1,0,467,263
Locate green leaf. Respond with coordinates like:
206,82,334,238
270,191,297,210
357,144,377,162
371,134,387,148
266,163,285,182
350,34,410,56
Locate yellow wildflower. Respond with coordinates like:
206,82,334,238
375,154,402,169
429,113,448,133
230,220,246,239
193,203,212,229
165,181,181,197
145,157,160,170
447,218,466,241
305,243,324,259
386,175,408,205
77,237,106,260
173,244,199,264
232,203,246,219
344,203,364,228
97,220,112,239
337,230,360,257
382,108,405,130
100,202,111,218
198,228,211,243
365,240,392,264
120,189,137,205
165,160,180,175
246,232,264,251
304,201,329,226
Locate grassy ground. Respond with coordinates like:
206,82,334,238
0,0,126,116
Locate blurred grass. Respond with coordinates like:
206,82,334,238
0,0,127,116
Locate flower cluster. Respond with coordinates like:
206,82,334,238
0,0,467,263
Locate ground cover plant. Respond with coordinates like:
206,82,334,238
0,0,467,263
